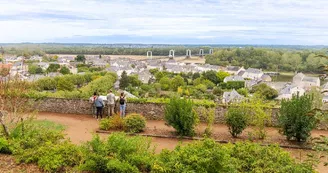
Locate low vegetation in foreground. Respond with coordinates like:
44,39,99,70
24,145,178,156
0,119,319,173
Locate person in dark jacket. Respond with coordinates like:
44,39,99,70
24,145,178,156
94,94,104,120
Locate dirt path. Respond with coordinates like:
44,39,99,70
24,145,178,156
37,112,328,173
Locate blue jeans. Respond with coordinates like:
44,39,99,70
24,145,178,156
120,104,126,118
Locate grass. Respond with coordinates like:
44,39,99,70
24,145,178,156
30,120,66,132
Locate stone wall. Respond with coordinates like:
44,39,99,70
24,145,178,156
34,98,282,126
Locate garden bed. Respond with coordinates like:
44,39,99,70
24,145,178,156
96,119,328,150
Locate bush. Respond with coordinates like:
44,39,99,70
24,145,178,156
164,97,198,136
10,120,65,162
231,142,314,173
237,88,248,97
79,133,155,173
152,139,237,173
34,141,82,172
0,137,12,154
212,86,223,96
226,107,248,137
99,115,124,131
279,95,317,142
123,114,146,133
251,83,278,100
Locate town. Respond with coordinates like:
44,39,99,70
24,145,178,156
1,49,327,105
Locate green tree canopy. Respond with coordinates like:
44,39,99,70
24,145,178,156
216,71,230,83
46,64,60,73
159,77,171,91
76,54,86,62
171,75,185,91
57,78,74,91
59,66,71,75
119,71,129,89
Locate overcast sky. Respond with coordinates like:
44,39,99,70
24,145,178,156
0,0,328,45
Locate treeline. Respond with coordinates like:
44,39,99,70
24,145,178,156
205,47,328,73
3,44,212,56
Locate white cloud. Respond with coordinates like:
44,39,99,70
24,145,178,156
0,0,327,44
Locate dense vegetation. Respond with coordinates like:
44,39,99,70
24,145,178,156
279,95,317,142
164,97,198,136
206,47,328,73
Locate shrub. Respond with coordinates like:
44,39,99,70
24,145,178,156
212,86,223,96
231,142,314,173
33,141,82,172
11,120,65,161
164,97,198,136
279,95,316,142
251,83,278,100
79,133,155,173
152,139,237,173
123,114,146,133
226,81,245,89
99,115,124,131
0,137,12,154
225,107,248,138
237,88,248,97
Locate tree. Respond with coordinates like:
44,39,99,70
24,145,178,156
28,64,38,74
251,83,278,100
171,75,185,91
216,71,230,83
226,106,248,137
127,75,142,87
35,67,43,74
76,54,86,62
155,71,165,82
164,97,198,136
149,68,159,75
59,66,70,75
202,70,219,84
192,72,200,80
279,95,317,142
159,77,171,91
119,71,129,89
46,64,60,73
57,78,74,91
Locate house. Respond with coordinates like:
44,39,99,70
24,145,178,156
261,74,272,82
276,85,305,100
10,62,28,76
131,70,152,84
245,80,260,89
321,82,328,94
223,75,244,83
222,89,244,104
226,66,245,75
242,68,264,80
292,73,320,90
323,96,328,103
37,62,49,70
265,82,288,92
30,55,43,62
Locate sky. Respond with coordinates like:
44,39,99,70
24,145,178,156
0,0,328,45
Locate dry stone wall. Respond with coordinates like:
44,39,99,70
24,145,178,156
34,98,283,126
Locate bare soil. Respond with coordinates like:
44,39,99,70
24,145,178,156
3,112,326,173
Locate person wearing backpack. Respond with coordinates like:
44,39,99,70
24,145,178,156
119,92,127,118
94,93,104,120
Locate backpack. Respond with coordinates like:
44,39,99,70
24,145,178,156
119,97,125,105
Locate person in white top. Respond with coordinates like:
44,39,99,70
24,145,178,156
106,90,116,117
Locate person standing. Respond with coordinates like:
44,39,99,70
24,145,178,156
94,94,104,120
119,92,127,118
106,90,115,117
89,92,97,117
